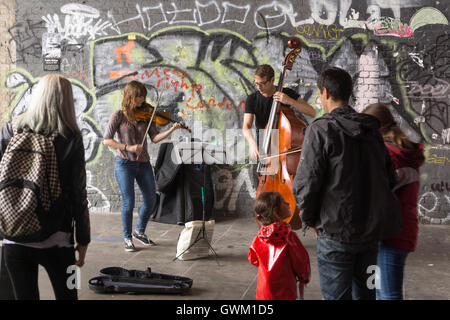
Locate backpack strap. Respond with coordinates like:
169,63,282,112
11,123,19,136
48,131,59,142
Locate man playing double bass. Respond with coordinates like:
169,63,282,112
242,64,316,161
242,64,315,230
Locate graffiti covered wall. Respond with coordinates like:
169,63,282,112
1,0,449,224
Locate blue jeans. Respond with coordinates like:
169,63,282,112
114,157,157,239
317,236,378,300
376,242,409,300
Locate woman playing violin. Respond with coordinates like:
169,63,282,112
103,80,181,252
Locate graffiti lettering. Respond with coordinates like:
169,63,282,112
296,23,344,40
213,168,256,212
42,3,111,43
408,78,450,98
8,20,45,63
5,1,449,221
167,2,198,25
222,2,250,24
426,155,450,166
431,182,450,193
196,0,221,26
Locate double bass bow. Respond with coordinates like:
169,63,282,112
256,37,307,230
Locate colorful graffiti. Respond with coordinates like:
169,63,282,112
2,0,450,222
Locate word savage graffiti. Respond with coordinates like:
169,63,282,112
296,23,345,40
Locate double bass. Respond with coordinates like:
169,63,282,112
256,37,307,230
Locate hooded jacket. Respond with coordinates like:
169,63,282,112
293,105,401,244
384,143,424,252
248,222,310,300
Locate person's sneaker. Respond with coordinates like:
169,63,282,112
124,238,137,252
132,232,157,246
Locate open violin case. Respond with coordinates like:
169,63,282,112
88,267,193,295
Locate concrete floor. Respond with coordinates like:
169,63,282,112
32,212,450,300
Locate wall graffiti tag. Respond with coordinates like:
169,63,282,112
2,0,449,223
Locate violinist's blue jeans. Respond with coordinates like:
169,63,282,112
376,242,409,300
317,236,378,300
114,157,156,239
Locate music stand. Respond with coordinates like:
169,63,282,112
172,141,225,264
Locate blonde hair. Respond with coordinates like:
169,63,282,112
14,74,80,138
363,103,415,149
122,81,147,123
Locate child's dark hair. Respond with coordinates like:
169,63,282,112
254,192,282,225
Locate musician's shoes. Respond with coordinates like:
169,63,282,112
132,232,157,246
124,238,137,252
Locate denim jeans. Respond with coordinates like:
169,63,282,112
114,157,157,239
376,242,409,300
317,236,378,300
3,244,77,300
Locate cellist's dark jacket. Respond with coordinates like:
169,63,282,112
293,105,401,243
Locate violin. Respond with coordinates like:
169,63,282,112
134,103,191,133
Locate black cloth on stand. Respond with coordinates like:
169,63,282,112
152,143,214,225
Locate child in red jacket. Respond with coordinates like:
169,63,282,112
364,103,425,300
248,192,311,300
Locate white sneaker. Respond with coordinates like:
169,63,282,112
124,238,137,252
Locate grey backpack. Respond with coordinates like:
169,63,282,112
0,126,62,242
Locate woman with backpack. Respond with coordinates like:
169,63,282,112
0,74,90,300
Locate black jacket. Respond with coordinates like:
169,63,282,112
0,122,90,246
152,142,213,224
293,105,401,243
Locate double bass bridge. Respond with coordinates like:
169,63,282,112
256,157,279,175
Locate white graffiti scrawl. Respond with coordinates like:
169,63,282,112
42,3,112,43
418,192,450,224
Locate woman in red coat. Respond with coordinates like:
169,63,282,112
248,192,311,300
364,103,425,300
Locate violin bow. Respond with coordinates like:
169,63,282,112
136,91,163,161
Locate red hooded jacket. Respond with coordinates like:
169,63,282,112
383,143,424,252
248,222,311,300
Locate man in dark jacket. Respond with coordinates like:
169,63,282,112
292,67,401,300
